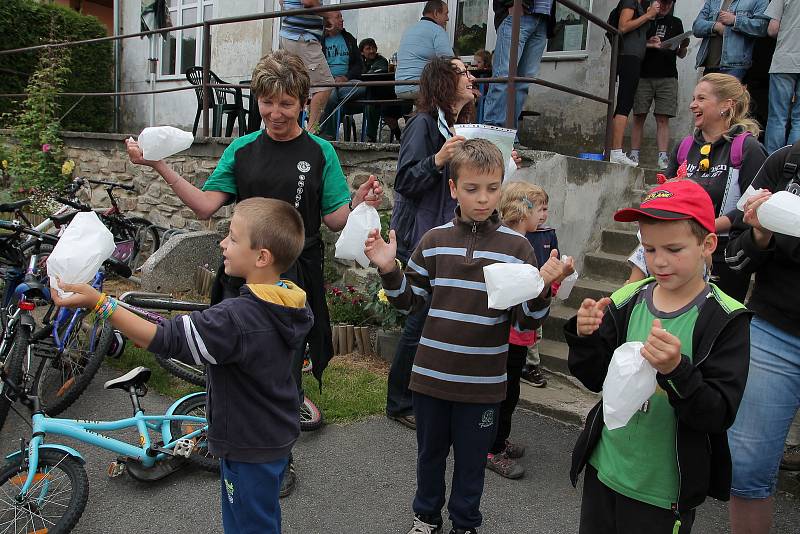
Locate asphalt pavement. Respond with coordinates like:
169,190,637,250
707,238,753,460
2,365,799,533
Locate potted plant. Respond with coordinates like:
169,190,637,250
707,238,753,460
363,280,406,363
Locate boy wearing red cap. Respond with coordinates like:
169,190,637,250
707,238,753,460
565,180,752,533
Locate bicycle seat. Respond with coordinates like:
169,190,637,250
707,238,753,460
0,199,30,212
50,210,78,228
104,366,151,391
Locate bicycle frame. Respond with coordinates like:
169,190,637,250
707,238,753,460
10,391,207,497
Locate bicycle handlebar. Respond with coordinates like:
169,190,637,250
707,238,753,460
85,178,136,191
53,196,91,212
0,220,60,244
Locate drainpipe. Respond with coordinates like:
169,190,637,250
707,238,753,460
113,0,120,132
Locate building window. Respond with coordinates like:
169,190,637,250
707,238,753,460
546,0,590,54
160,0,214,78
452,0,489,58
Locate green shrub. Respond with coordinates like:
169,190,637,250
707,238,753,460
0,0,113,133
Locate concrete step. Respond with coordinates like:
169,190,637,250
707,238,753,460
518,366,599,426
538,338,570,375
600,228,639,256
582,251,632,284
563,277,621,309
542,301,574,344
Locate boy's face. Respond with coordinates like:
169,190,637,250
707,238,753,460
639,219,717,294
535,203,548,228
220,214,266,278
449,165,503,222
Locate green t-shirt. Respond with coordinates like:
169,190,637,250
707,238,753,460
589,280,710,510
202,130,351,236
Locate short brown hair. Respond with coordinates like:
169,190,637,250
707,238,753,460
251,50,310,104
449,138,504,183
498,181,547,226
233,197,305,272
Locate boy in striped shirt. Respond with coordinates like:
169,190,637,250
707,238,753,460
365,139,573,534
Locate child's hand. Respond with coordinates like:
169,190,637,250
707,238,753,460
125,138,160,167
641,319,682,374
576,297,611,337
539,249,574,287
50,279,103,310
511,150,523,168
364,228,398,274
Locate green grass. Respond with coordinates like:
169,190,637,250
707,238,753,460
108,346,387,425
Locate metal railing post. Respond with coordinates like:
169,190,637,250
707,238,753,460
603,32,620,160
201,22,211,138
505,0,523,130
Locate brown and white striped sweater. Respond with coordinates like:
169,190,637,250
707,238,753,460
380,210,551,404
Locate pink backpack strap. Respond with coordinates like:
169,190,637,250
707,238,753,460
677,135,694,165
730,131,751,169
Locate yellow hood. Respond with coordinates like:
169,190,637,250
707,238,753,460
247,281,307,309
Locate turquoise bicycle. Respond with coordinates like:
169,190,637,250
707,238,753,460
0,365,217,533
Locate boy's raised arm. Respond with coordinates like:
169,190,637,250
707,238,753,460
366,229,432,313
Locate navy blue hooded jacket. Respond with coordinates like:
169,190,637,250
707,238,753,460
149,282,313,463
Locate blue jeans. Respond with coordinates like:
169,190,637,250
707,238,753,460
483,14,548,130
704,66,748,81
729,316,800,499
220,457,288,533
765,73,800,154
320,85,367,138
386,300,431,416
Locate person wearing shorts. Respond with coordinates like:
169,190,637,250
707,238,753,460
279,0,334,132
630,0,688,170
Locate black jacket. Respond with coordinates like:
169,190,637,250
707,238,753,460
726,143,800,338
322,29,363,81
149,283,313,463
565,279,752,512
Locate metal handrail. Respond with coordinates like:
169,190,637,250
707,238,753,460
0,0,619,157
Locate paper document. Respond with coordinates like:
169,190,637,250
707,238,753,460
453,124,517,175
660,31,692,51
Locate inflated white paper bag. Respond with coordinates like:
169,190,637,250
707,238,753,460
137,126,194,161
483,263,544,310
555,256,578,300
736,184,763,211
757,190,800,238
602,341,657,430
335,202,381,268
47,211,116,297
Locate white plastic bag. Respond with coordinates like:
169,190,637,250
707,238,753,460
555,256,578,300
47,211,116,297
602,341,657,430
136,126,194,161
757,190,800,238
483,263,545,310
335,202,381,268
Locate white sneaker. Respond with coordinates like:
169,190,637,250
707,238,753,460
628,152,640,165
407,516,442,534
609,151,639,167
657,153,670,170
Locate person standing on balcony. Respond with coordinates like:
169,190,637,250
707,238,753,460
124,50,382,499
763,0,800,153
319,10,364,140
278,0,333,133
692,0,768,81
608,0,660,167
481,0,556,133
395,0,454,101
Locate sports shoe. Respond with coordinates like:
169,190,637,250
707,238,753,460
279,462,296,498
388,413,417,430
503,439,526,459
521,365,547,388
628,151,640,165
610,150,639,167
407,514,442,534
449,529,478,534
486,451,525,479
658,152,670,170
780,445,800,471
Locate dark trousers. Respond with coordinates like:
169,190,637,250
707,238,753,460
220,457,288,534
580,465,696,534
491,343,527,454
615,54,642,117
412,392,499,529
386,301,430,417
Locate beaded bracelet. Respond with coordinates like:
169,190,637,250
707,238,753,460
94,295,117,321
92,293,108,314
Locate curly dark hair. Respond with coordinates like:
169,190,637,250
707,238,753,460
415,57,475,126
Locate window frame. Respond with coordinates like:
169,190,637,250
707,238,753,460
157,0,215,81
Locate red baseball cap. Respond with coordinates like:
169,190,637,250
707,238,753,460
614,180,716,233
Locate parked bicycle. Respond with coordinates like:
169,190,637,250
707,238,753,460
0,365,214,533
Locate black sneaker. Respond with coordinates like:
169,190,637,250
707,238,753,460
407,514,442,534
521,365,547,388
449,528,478,534
279,462,296,498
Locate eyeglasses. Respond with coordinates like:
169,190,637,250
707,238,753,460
699,143,711,171
453,68,470,77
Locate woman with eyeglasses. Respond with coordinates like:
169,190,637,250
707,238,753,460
664,73,767,301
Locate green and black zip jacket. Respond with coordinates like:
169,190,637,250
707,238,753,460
564,278,752,512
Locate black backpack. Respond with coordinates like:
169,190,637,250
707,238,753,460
606,1,623,43
783,140,800,193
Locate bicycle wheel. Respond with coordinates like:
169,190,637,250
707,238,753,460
156,354,206,386
300,395,324,431
127,217,160,272
0,449,89,534
169,394,219,472
0,326,28,433
36,310,114,416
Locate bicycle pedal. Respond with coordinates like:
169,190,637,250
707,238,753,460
173,438,195,458
108,460,126,478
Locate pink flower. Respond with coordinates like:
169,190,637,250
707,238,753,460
42,144,51,153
